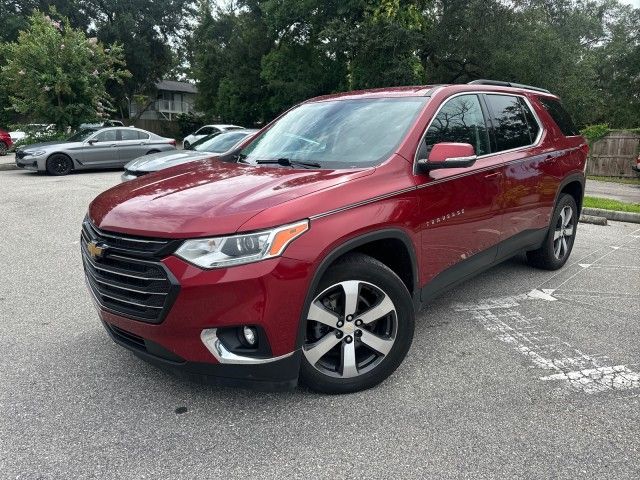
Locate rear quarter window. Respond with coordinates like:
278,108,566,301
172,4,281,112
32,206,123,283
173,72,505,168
537,97,580,137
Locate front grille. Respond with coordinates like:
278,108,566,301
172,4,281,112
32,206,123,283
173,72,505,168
106,323,146,351
82,219,178,258
81,220,179,323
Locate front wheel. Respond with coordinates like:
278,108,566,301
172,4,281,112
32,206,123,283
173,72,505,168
0,141,7,156
46,154,73,176
300,253,415,394
526,193,578,270
183,141,190,150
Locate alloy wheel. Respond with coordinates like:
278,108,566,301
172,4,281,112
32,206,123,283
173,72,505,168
553,205,574,259
303,280,397,379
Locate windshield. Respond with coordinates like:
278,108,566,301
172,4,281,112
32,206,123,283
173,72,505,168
195,131,251,153
67,129,97,142
240,97,428,168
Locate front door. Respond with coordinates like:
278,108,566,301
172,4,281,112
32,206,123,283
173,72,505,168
77,129,121,167
413,93,504,299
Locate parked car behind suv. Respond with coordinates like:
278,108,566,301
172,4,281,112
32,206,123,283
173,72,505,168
16,127,176,175
182,124,243,149
121,129,258,181
83,81,587,393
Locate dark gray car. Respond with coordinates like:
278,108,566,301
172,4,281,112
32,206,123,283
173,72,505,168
121,129,258,181
15,127,176,175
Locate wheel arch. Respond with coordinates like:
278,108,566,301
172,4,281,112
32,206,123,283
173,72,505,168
294,228,419,349
45,152,74,172
554,173,585,215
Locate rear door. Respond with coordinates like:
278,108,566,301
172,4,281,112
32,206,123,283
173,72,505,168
482,93,551,255
117,129,150,164
77,129,121,167
414,93,504,297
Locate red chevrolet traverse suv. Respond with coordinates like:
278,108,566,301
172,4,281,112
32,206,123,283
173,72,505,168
83,80,587,393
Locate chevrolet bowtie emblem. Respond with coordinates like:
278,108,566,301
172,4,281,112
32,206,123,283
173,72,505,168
87,241,106,260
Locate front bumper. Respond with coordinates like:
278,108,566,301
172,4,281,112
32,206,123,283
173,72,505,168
15,155,41,171
103,321,301,390
92,254,313,390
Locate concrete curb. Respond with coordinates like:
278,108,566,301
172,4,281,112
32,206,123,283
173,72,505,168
582,207,640,224
579,214,608,226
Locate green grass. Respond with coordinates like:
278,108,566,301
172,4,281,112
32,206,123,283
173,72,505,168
583,196,640,213
587,175,640,185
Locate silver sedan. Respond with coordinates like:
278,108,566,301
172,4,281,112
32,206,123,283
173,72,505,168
15,127,176,175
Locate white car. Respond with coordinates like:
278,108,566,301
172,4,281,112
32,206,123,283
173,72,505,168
182,124,243,149
9,124,55,142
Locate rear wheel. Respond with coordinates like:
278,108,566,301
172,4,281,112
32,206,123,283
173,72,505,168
0,141,7,156
46,154,73,176
300,253,414,394
526,193,578,270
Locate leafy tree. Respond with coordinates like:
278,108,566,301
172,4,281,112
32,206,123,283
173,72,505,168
77,0,197,115
1,11,130,128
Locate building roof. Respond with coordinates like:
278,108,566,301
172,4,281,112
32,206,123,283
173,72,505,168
156,80,197,94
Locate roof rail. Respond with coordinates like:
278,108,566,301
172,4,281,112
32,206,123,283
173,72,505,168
467,79,551,94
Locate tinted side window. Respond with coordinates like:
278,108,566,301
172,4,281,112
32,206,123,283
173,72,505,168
486,94,532,152
94,130,117,142
138,131,149,140
423,94,490,156
537,97,579,136
119,129,139,141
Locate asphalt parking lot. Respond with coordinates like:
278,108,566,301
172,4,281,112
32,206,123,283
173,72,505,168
1,168,639,479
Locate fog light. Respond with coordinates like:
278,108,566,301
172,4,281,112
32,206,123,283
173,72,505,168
242,326,257,346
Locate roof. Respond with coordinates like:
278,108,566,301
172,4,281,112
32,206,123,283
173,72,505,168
307,83,557,103
309,86,436,102
156,80,197,94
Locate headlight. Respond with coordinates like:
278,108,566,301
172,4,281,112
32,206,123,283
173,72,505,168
175,220,309,269
25,150,46,157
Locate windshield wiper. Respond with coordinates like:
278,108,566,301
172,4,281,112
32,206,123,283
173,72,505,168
255,158,321,169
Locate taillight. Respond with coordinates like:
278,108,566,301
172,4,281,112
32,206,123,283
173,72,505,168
170,139,176,147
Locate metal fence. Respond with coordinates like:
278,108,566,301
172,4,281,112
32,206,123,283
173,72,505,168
586,131,639,177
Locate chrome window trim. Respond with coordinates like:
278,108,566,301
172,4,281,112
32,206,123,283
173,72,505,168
412,91,545,174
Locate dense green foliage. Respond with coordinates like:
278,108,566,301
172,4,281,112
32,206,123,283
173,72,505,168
191,0,640,127
1,11,129,129
0,0,638,130
0,0,196,125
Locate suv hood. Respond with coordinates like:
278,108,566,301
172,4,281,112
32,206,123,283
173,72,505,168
125,150,208,173
90,159,373,238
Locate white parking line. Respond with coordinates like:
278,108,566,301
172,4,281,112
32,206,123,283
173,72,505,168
453,292,640,395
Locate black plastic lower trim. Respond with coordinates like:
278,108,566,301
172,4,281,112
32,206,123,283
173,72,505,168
421,228,546,304
102,321,300,391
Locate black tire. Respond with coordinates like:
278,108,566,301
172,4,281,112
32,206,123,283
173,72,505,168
0,141,7,156
299,253,415,394
183,141,190,150
46,154,73,176
526,193,578,270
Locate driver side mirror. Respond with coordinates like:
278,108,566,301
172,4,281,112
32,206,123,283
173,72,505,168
87,139,97,145
417,142,477,172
